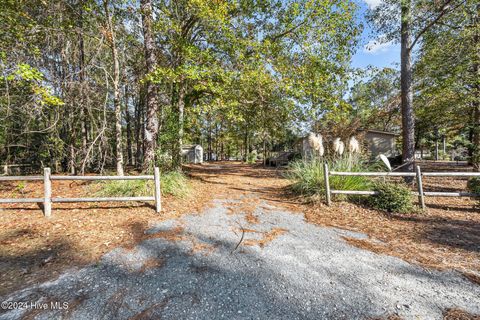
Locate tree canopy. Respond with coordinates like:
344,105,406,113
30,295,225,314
0,0,478,172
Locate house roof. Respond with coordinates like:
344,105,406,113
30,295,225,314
363,129,400,137
182,144,202,150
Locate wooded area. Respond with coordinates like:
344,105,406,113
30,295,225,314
0,0,479,175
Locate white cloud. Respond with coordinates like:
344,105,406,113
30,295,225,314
363,39,394,54
364,0,382,9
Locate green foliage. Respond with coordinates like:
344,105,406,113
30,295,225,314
366,0,479,168
368,181,414,214
467,178,480,205
285,158,325,196
160,171,190,197
16,181,27,194
285,155,372,200
246,151,258,164
154,150,174,172
96,180,152,197
0,0,360,172
8,64,64,107
96,171,190,198
348,67,399,132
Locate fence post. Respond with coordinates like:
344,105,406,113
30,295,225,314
323,163,331,206
154,167,161,213
43,168,52,217
416,165,426,210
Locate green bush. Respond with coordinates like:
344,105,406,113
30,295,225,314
96,171,190,198
246,150,258,164
467,177,480,205
368,181,414,213
467,177,480,194
284,158,325,196
284,154,372,199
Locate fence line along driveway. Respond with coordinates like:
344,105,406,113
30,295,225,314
0,167,162,217
324,163,480,210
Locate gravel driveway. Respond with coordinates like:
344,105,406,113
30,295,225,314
1,193,479,320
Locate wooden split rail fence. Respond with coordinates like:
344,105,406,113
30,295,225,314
323,164,480,210
0,167,162,217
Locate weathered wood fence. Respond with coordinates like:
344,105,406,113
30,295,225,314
323,164,480,210
0,167,162,217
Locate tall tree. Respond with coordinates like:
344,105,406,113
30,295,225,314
103,0,124,175
472,3,480,170
140,0,159,172
369,0,464,170
400,0,414,170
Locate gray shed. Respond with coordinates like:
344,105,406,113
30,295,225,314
182,145,203,164
364,130,399,157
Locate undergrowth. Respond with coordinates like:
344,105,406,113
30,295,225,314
368,181,415,214
95,171,190,198
467,177,480,206
284,154,373,200
246,150,258,164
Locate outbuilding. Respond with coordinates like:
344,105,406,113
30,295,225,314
181,145,203,164
363,130,399,158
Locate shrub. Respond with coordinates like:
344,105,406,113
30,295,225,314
246,150,258,164
368,181,414,213
96,171,190,198
284,154,372,199
285,158,325,196
467,178,480,205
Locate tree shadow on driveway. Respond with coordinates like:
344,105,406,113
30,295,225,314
1,202,479,320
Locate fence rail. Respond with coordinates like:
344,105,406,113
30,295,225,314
324,163,480,210
0,167,162,217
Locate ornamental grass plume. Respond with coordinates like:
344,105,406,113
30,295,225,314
333,138,345,156
307,132,324,157
348,136,360,154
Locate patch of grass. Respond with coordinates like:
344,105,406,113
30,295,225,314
284,154,372,200
368,181,415,214
96,171,190,198
160,171,190,197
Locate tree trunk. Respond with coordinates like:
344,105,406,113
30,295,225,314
79,7,88,174
125,85,133,166
472,3,480,171
244,125,249,161
207,112,212,161
401,0,415,173
263,137,267,166
104,0,124,175
135,87,143,167
173,81,186,169
443,135,446,155
69,142,75,175
140,0,159,172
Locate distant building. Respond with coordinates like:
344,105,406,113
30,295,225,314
363,130,399,158
181,145,203,164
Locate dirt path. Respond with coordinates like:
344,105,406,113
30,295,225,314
0,163,479,319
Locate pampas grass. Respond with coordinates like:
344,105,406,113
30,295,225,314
284,154,372,200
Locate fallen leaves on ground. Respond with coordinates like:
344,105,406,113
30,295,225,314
1,160,479,297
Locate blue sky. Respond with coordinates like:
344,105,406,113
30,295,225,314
351,0,400,70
